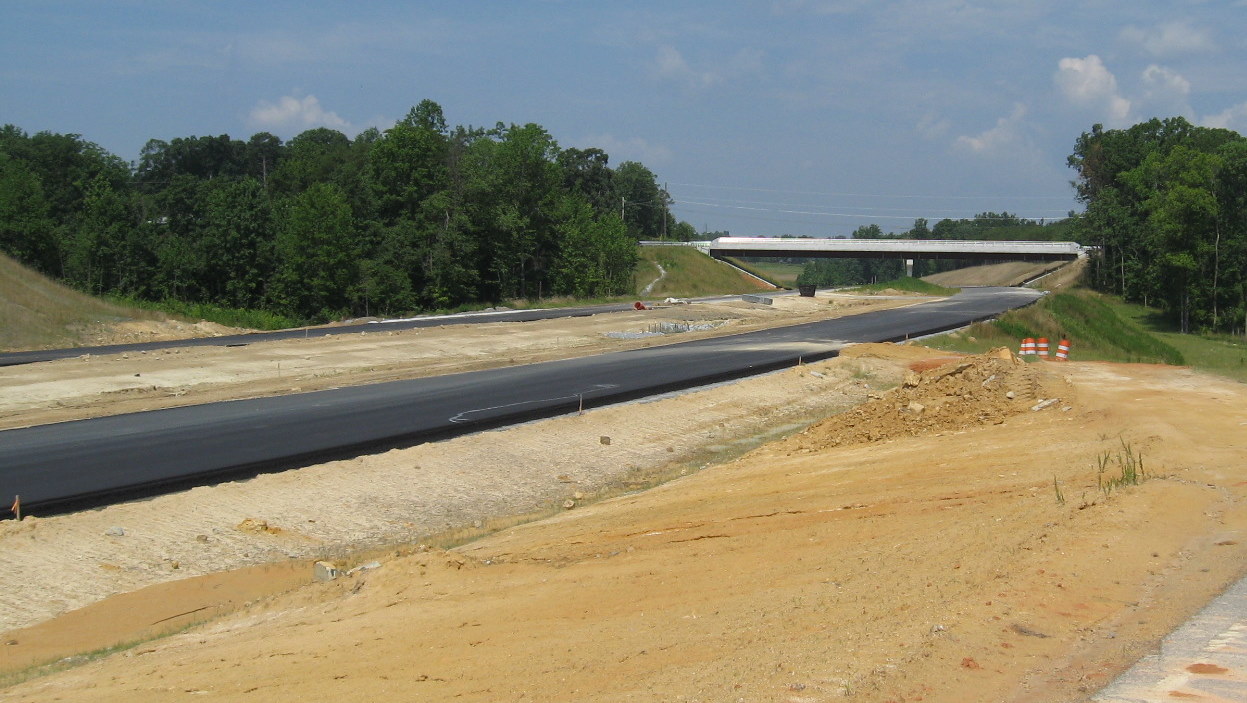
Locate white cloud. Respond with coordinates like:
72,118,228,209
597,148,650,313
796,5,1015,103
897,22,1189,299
1142,64,1190,98
1054,55,1132,125
247,95,351,133
1201,102,1247,133
954,103,1027,155
654,45,722,89
576,134,673,166
1140,64,1193,118
1120,21,1215,57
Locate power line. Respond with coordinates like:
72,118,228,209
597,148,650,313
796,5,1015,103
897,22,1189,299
670,181,1074,201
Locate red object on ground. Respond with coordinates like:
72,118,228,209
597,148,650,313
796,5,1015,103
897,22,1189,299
634,302,647,310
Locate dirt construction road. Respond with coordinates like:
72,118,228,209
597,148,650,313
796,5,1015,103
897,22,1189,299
2,293,1247,702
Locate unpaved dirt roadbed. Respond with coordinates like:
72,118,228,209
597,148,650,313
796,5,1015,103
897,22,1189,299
2,295,1246,702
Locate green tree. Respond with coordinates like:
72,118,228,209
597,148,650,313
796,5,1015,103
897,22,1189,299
269,183,358,319
0,152,56,270
270,128,354,196
199,178,274,308
558,147,615,216
1070,116,1246,333
614,161,670,240
550,196,633,297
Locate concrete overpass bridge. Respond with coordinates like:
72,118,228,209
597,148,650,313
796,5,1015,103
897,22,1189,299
707,237,1086,262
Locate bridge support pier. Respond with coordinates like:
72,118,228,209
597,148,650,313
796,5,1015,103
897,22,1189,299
905,259,914,277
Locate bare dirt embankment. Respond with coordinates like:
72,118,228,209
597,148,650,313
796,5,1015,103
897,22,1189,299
922,261,1068,288
3,293,1246,702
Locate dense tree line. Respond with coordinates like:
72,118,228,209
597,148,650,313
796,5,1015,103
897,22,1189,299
795,215,1073,287
1069,116,1247,334
0,101,693,321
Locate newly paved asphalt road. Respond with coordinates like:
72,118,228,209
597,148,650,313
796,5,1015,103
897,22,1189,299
0,286,1040,514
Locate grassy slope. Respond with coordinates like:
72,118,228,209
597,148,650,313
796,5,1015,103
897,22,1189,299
921,271,1247,381
0,252,166,351
849,278,959,296
720,258,803,288
1106,298,1247,382
635,246,773,298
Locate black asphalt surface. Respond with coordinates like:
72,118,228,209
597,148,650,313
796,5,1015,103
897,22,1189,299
0,287,1040,514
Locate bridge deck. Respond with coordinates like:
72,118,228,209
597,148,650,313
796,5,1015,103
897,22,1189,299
708,237,1084,261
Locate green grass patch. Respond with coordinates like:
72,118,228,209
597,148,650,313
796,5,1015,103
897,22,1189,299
1104,298,1247,382
723,258,804,287
108,296,300,331
849,277,959,296
923,288,1196,367
1096,439,1149,498
635,246,772,297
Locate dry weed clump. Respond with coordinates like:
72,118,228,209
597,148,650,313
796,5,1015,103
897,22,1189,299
788,348,1055,451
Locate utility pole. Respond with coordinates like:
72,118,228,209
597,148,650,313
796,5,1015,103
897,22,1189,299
662,182,668,240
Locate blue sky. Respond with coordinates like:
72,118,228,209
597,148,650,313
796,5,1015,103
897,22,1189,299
3,1,1246,237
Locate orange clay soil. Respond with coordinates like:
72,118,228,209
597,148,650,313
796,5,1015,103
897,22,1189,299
4,347,1246,702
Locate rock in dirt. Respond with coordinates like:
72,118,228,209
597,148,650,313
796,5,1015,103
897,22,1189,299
236,518,282,535
313,561,340,582
104,526,126,537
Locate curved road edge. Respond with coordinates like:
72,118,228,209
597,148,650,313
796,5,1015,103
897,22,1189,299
0,287,1041,515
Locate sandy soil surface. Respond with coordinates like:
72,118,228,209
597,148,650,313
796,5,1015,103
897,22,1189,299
3,292,1246,702
82,319,248,348
0,293,912,431
922,261,1068,288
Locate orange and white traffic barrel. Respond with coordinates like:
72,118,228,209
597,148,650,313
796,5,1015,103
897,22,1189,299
1020,338,1035,355
1055,338,1071,361
1037,337,1050,359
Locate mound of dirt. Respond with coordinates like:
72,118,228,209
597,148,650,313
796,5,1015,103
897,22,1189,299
786,348,1058,450
86,319,247,346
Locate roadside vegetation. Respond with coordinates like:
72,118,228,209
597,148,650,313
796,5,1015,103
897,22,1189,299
922,285,1247,382
107,296,299,331
0,251,166,350
635,246,772,298
722,258,803,287
849,277,958,296
1070,116,1247,336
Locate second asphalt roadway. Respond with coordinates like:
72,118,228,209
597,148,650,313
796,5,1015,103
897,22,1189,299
1,287,1040,514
